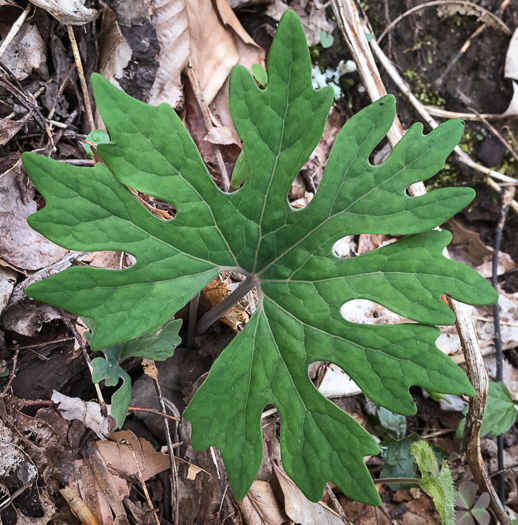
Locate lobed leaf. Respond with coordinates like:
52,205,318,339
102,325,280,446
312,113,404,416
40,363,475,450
22,11,497,505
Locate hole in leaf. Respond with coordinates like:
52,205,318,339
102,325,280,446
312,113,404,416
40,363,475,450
340,299,413,325
84,252,136,269
310,361,361,397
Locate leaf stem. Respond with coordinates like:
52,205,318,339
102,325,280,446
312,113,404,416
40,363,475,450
196,275,256,336
186,292,200,349
373,477,420,485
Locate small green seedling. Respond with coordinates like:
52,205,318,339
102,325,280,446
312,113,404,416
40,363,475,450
319,30,334,48
83,129,110,158
455,480,490,525
457,381,517,438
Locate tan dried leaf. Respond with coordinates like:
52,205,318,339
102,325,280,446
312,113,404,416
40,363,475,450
272,461,344,525
203,279,249,331
148,0,264,108
29,0,98,25
95,430,170,481
240,480,289,525
0,164,68,270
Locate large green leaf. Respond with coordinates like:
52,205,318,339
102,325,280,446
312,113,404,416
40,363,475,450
22,11,496,505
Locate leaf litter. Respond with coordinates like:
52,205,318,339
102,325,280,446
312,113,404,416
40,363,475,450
1,0,518,523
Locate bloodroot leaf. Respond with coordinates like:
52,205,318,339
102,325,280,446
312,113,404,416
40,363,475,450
22,11,496,505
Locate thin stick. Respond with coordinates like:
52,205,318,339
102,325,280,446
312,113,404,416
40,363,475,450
331,1,511,522
196,275,256,336
67,25,95,132
377,0,511,43
62,317,107,417
150,366,179,525
128,406,180,422
187,292,200,349
373,477,420,484
324,484,352,524
457,91,518,163
0,346,20,397
424,106,510,121
492,187,515,503
0,4,32,58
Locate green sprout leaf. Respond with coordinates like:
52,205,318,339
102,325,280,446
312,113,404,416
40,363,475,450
319,30,334,49
410,440,455,525
455,480,490,525
251,63,268,88
22,11,496,505
91,318,181,428
457,381,517,438
83,129,110,158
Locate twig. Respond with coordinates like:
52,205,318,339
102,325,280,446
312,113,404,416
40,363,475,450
373,477,420,484
492,186,515,504
185,65,231,191
457,90,518,163
67,26,95,132
434,0,510,89
148,362,179,525
424,106,511,121
128,406,180,422
196,275,256,336
367,36,518,220
9,251,92,306
325,484,352,524
62,317,107,417
0,346,20,397
331,1,512,522
377,0,511,43
123,437,161,525
187,292,200,349
0,4,32,58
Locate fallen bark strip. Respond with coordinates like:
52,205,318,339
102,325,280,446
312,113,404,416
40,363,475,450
330,0,511,522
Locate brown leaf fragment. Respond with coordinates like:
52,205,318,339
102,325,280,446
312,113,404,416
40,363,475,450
95,430,170,481
60,485,100,525
3,302,61,337
0,164,68,270
148,0,264,108
29,0,99,25
272,461,343,524
446,219,494,267
0,266,17,316
0,113,32,146
203,279,249,331
239,480,289,525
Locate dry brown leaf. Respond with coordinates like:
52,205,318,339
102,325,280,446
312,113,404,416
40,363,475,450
95,430,170,481
0,266,17,317
29,0,98,25
446,219,494,267
240,480,289,525
0,164,68,270
0,113,32,146
96,9,132,93
475,252,515,278
60,486,100,525
1,22,48,80
142,358,159,380
203,279,249,331
3,302,61,337
51,391,114,439
272,461,343,524
148,0,264,108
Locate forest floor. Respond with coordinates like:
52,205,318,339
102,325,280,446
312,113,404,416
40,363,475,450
0,0,517,524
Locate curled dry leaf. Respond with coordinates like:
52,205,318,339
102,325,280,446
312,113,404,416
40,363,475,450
203,279,249,331
95,430,170,481
148,0,264,108
29,0,98,25
272,461,344,525
51,391,114,439
1,23,48,81
2,302,61,337
504,27,518,116
240,480,289,525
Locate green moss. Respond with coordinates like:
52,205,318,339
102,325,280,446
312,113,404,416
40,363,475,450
425,162,460,191
403,70,445,106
